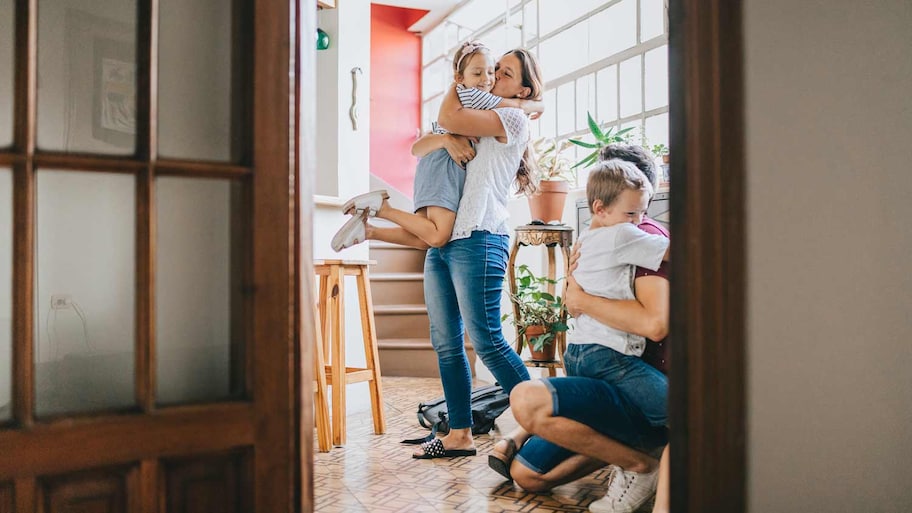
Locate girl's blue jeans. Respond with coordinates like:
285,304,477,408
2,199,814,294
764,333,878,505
423,230,530,429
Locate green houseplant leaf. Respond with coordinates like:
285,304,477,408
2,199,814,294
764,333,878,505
503,265,568,352
569,113,638,169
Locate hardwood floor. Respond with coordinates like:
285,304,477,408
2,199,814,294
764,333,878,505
313,376,621,512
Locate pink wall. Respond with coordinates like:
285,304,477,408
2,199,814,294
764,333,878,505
370,5,427,198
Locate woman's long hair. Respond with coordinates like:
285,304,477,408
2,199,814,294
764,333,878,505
505,48,544,196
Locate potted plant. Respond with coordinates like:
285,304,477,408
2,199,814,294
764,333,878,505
651,143,670,164
527,137,575,223
502,264,569,361
568,112,636,169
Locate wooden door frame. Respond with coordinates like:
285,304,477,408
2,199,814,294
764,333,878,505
252,0,300,511
292,0,749,511
668,0,747,512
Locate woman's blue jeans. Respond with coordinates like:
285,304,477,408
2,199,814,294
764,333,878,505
424,230,530,429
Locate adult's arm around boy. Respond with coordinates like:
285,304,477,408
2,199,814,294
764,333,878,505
565,273,669,341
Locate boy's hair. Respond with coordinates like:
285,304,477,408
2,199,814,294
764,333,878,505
453,41,490,77
599,143,657,189
586,159,654,213
503,48,544,196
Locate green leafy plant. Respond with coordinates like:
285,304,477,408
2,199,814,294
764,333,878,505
502,264,569,351
531,137,576,183
651,143,669,158
568,112,636,169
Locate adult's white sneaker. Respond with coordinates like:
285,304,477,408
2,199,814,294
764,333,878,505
588,464,659,513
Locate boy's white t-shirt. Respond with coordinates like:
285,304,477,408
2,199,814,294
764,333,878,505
568,222,669,356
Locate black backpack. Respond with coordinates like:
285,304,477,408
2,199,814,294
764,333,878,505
401,384,510,445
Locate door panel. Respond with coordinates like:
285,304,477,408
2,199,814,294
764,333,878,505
163,450,250,513
157,0,234,162
154,177,239,405
0,169,10,423
0,482,11,513
34,170,136,418
39,467,132,513
0,0,12,148
0,0,299,511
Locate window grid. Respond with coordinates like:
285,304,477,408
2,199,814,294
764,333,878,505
420,0,669,188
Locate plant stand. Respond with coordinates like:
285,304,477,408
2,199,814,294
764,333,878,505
507,224,574,376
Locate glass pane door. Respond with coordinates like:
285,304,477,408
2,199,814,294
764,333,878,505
34,170,136,416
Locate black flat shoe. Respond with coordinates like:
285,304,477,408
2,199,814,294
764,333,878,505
412,438,477,459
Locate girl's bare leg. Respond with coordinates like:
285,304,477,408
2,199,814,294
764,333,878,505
366,224,430,250
377,202,456,248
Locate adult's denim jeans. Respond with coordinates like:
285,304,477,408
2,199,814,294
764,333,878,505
424,230,530,429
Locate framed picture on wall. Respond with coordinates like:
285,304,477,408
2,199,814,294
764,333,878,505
92,37,135,148
63,8,136,152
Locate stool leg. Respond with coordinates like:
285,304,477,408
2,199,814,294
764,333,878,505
312,303,332,452
318,274,330,357
356,266,386,434
328,265,347,446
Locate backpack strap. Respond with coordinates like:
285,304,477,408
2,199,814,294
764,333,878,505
401,423,439,445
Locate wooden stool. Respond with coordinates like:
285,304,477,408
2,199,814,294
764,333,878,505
314,259,386,446
507,225,574,377
311,302,332,452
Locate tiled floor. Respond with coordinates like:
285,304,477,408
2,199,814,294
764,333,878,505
313,376,616,512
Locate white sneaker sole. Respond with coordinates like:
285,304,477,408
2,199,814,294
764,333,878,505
342,190,389,217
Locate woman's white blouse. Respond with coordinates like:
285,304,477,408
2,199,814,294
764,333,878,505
451,107,530,241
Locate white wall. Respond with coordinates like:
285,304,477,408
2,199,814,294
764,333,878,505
744,1,912,511
313,1,373,413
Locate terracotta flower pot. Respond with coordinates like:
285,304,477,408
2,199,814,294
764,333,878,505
524,325,557,362
528,180,569,223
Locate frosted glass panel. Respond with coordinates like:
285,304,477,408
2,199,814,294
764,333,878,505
37,4,137,154
159,0,233,161
0,169,11,421
35,170,135,416
156,177,238,404
0,0,13,148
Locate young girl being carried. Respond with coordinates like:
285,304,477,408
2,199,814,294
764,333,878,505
331,40,542,251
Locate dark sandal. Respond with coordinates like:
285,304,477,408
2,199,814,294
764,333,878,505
412,438,477,459
487,438,518,480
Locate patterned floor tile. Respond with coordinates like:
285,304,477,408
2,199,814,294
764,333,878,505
312,377,621,512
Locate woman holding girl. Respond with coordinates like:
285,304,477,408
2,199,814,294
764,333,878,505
331,41,540,251
332,45,547,460
407,47,545,459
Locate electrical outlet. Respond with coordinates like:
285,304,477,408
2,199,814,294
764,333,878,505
50,294,73,310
